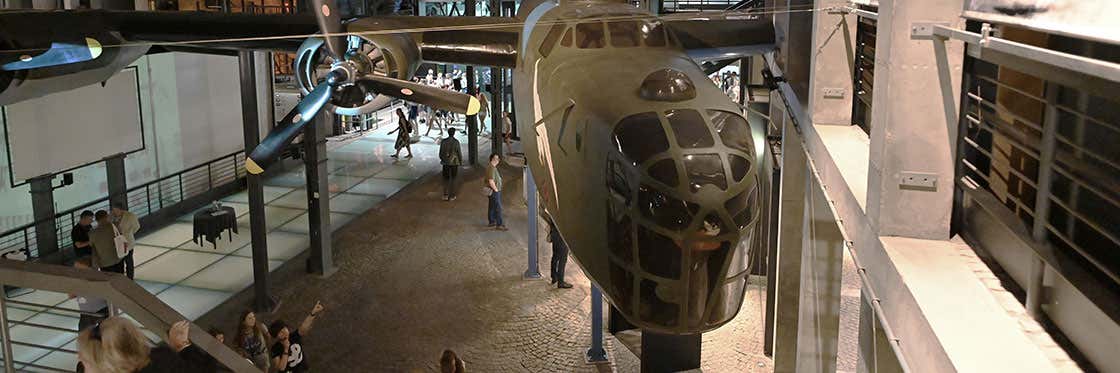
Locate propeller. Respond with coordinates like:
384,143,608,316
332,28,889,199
244,0,480,175
2,37,102,71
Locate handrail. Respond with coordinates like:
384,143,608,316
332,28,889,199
0,151,246,258
0,259,260,372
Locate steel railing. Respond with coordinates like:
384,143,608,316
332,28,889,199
0,259,258,372
0,152,247,259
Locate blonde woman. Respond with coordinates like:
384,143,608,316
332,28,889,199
77,317,212,372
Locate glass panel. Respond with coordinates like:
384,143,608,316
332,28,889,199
538,23,566,58
710,277,746,325
708,110,753,154
725,231,753,279
609,20,641,48
683,154,727,192
637,184,696,231
732,188,758,229
641,21,666,47
613,112,669,166
687,241,730,326
648,159,679,187
608,157,634,204
576,22,606,49
607,202,635,262
729,154,750,182
639,279,679,327
610,260,635,314
724,186,754,218
638,225,682,279
560,27,573,47
666,109,714,149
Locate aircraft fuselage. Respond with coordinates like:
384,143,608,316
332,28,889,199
512,0,764,334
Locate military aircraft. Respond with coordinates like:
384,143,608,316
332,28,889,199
0,0,772,334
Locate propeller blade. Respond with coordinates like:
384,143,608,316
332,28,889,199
356,76,481,115
2,38,102,71
246,83,334,175
311,0,346,59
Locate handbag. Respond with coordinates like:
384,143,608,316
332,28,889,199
111,224,129,258
483,186,493,197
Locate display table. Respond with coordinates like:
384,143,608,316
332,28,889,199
192,206,238,248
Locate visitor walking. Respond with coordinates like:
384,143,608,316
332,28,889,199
547,218,573,289
89,210,125,274
71,210,94,258
111,204,140,279
439,128,463,201
485,153,507,231
389,108,413,158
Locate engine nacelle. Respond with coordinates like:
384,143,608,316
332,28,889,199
293,34,420,116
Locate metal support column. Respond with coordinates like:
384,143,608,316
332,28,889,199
586,285,608,363
28,176,58,259
524,167,541,279
490,66,502,157
0,290,15,373
305,112,337,277
641,331,700,372
105,154,127,210
239,50,279,312
739,57,750,105
1026,81,1062,318
465,0,479,166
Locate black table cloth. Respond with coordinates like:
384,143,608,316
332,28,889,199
192,206,238,248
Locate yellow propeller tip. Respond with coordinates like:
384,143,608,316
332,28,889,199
466,97,481,116
85,37,102,59
245,158,265,175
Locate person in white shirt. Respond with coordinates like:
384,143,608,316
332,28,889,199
111,205,140,279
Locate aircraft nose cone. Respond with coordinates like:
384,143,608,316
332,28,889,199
604,108,761,333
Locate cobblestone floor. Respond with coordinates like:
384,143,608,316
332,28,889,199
199,164,773,372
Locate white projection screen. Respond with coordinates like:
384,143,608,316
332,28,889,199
3,67,144,184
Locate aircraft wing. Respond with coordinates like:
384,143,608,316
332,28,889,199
346,16,520,68
663,13,775,63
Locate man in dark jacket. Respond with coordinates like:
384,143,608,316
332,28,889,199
547,217,573,289
439,128,463,201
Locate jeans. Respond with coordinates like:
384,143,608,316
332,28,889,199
123,250,135,279
551,241,568,283
488,191,503,226
442,165,458,198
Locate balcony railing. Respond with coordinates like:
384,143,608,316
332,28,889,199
0,152,247,260
0,259,258,372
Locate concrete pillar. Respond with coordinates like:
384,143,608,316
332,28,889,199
305,112,337,277
105,155,127,210
865,0,964,239
641,332,700,372
239,50,279,312
807,0,857,126
524,167,541,279
28,176,58,259
30,0,56,9
90,0,133,9
586,285,608,363
857,290,904,373
465,0,479,166
772,100,808,371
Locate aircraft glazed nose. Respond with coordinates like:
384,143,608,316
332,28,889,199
603,108,760,333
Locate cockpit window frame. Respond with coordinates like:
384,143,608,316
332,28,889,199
576,21,608,49
538,22,568,58
608,20,642,48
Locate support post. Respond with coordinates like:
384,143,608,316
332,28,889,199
772,104,807,371
28,176,58,259
640,332,700,372
465,0,479,166
586,285,608,363
1025,74,1062,317
524,167,541,279
0,290,15,373
490,66,502,157
105,154,127,210
305,112,336,277
239,50,279,312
